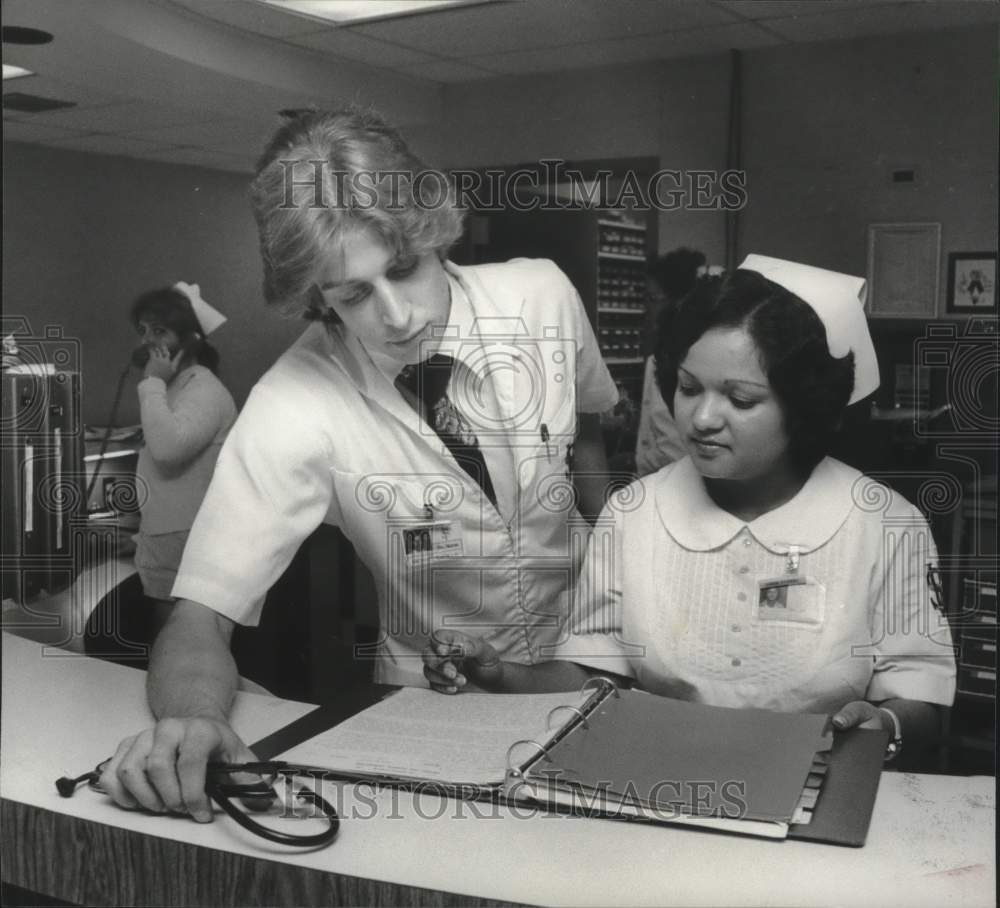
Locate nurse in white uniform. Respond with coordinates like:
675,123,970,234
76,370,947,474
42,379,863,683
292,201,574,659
425,255,955,766
99,107,618,821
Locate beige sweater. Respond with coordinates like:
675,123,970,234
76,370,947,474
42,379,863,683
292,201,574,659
135,365,237,535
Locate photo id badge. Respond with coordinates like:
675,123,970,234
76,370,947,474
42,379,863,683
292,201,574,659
756,575,826,627
403,521,463,567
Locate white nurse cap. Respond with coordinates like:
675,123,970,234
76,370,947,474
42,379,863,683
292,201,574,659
738,255,879,404
173,281,227,336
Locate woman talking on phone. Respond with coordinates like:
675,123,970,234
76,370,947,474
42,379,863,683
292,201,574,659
131,282,237,634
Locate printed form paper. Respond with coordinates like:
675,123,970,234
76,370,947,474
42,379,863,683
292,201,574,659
278,688,592,787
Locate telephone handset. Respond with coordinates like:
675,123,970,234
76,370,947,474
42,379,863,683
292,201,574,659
131,334,201,369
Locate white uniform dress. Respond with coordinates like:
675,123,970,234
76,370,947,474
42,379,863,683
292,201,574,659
173,259,619,686
554,456,956,713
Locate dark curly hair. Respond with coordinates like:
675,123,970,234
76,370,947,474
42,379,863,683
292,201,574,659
642,247,707,357
647,247,707,301
130,287,220,374
653,268,855,474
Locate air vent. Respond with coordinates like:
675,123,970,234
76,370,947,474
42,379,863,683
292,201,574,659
2,92,76,113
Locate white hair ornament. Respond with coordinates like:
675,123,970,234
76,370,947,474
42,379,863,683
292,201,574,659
173,282,227,336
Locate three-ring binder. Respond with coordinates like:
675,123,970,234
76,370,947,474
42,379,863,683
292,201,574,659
249,677,882,847
502,676,622,796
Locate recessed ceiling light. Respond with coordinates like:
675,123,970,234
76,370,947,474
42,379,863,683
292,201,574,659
3,92,76,113
1,26,54,45
258,0,492,26
3,64,35,81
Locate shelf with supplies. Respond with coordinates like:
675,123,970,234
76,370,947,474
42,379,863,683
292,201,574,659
452,197,655,466
596,305,645,315
457,203,654,369
596,217,648,364
597,251,645,262
596,218,646,231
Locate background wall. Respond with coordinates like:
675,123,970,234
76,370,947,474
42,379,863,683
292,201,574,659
435,24,995,278
437,54,731,264
3,25,995,426
739,26,997,297
2,142,303,425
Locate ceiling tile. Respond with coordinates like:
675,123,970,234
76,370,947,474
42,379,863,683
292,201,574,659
353,0,739,57
42,133,176,155
714,0,892,20
2,119,95,143
1,74,126,110
396,58,500,82
11,100,219,134
132,145,256,173
472,21,781,75
195,134,271,157
761,2,1000,42
124,117,274,148
167,0,322,37
286,27,439,67
2,0,995,171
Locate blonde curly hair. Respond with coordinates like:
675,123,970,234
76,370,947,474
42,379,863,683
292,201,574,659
250,106,465,323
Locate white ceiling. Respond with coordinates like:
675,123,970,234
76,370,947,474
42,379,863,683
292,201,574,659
3,0,999,173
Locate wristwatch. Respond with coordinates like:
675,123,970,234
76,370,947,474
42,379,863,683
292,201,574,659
879,706,903,762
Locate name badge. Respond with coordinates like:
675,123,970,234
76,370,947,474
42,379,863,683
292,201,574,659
756,575,826,627
402,521,463,567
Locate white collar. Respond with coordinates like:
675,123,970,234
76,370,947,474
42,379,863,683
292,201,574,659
359,264,494,386
653,456,861,553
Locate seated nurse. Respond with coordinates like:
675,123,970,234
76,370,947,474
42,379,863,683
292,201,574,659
424,255,956,760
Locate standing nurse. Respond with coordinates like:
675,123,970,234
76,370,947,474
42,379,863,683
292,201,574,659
100,107,619,820
131,283,237,637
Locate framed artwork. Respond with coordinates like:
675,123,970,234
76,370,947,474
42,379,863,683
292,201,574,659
946,252,997,314
866,223,941,318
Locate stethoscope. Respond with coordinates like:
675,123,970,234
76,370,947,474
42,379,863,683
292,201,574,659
56,759,339,848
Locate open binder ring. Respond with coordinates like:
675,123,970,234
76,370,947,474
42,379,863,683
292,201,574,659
547,704,589,731
505,738,550,778
582,676,620,698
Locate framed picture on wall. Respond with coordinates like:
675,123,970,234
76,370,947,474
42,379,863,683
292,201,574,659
866,223,941,318
946,252,997,314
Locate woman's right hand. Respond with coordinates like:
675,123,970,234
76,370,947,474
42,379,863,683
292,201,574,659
98,716,256,822
143,344,183,383
422,629,504,694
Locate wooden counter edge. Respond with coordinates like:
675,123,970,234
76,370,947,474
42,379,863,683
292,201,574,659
1,798,534,908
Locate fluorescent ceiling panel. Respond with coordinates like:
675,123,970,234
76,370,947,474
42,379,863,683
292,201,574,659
3,64,35,80
259,1,486,26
